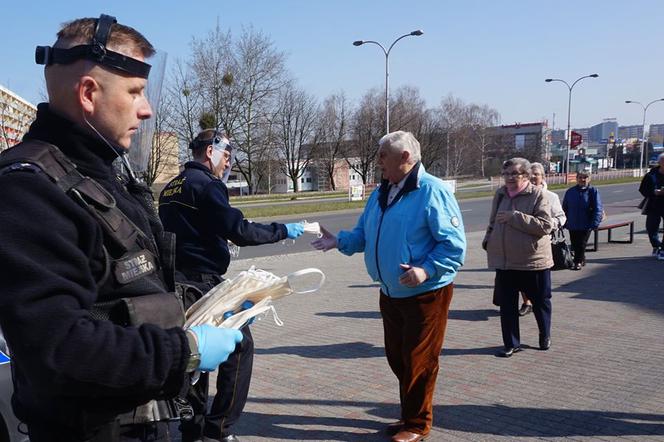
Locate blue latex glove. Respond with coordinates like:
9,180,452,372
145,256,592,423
285,222,305,239
189,325,243,372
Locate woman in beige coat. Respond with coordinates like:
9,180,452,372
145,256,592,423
483,158,554,357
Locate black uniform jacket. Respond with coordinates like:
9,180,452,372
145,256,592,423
639,166,664,215
158,162,287,276
0,104,189,432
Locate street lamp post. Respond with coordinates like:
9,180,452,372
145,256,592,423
353,30,424,134
625,98,664,173
545,74,599,181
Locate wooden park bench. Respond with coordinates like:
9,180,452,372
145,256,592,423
586,220,635,252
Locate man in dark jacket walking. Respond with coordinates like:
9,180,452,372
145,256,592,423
0,15,242,442
159,129,304,442
639,153,664,259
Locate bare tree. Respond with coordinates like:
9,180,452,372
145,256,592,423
389,85,426,133
190,24,235,134
225,27,288,194
467,104,500,177
163,59,204,163
311,91,349,190
435,95,500,177
274,84,318,192
347,88,384,184
167,25,288,194
417,108,445,175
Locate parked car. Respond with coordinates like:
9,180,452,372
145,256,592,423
0,329,28,441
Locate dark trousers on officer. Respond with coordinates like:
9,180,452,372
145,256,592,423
495,269,552,349
568,229,591,265
176,271,254,442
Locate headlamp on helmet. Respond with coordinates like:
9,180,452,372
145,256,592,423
35,14,151,79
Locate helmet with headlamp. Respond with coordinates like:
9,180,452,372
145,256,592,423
35,14,151,78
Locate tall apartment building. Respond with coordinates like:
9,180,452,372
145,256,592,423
649,124,664,139
589,119,618,143
0,84,37,151
618,124,643,140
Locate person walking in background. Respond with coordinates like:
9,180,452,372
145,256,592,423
483,158,553,357
638,153,664,260
311,131,466,442
562,171,603,270
518,162,567,316
159,129,305,442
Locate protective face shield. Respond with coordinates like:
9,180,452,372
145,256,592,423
36,14,166,178
212,135,235,183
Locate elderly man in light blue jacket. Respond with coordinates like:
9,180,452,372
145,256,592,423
312,131,466,442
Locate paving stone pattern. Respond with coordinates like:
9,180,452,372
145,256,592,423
173,213,664,441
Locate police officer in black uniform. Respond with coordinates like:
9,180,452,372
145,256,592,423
0,15,243,442
158,130,305,442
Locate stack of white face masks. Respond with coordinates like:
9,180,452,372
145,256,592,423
184,266,325,330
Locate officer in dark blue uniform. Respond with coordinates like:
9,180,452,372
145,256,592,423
0,15,242,442
158,129,304,442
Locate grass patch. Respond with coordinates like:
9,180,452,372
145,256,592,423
242,199,367,218
241,176,642,219
230,191,346,204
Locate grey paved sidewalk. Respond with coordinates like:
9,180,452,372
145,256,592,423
185,212,664,441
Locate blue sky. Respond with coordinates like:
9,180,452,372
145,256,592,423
2,0,663,129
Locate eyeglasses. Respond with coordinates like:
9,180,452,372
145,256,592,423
501,171,523,177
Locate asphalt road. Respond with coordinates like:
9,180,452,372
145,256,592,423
237,182,642,259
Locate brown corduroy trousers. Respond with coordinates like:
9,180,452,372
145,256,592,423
379,283,454,436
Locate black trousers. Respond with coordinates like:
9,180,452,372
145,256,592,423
645,212,664,248
495,269,552,349
176,271,254,441
568,229,591,264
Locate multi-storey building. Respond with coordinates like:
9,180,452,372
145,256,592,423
589,118,618,143
487,122,551,162
618,124,643,140
649,124,664,139
0,84,37,151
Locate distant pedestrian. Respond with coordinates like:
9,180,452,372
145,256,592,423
638,153,664,260
519,163,567,316
312,131,466,442
562,171,603,270
483,158,554,357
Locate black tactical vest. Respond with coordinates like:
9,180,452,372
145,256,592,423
0,140,189,424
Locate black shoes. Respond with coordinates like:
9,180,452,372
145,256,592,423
496,347,521,358
539,336,551,350
220,434,240,442
572,263,582,270
518,303,533,316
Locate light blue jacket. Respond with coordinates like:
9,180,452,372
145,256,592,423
337,164,466,298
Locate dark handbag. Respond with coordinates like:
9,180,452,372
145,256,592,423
550,229,574,271
638,197,649,215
